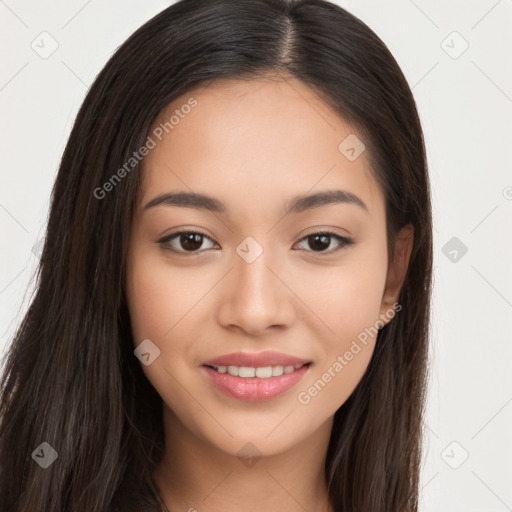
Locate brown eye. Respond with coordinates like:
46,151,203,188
157,231,217,254
156,230,354,257
179,233,204,251
296,232,354,254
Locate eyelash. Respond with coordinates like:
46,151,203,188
156,230,354,256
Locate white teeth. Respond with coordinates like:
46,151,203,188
212,363,306,378
272,365,283,376
256,366,272,378
238,366,256,378
227,365,238,376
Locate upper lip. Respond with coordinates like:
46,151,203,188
202,350,311,368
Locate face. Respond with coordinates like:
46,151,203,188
125,75,412,458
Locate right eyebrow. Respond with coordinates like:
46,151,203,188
144,191,226,213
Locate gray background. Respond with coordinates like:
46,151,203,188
1,0,511,509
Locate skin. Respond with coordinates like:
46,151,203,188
125,74,413,512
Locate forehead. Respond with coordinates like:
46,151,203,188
138,76,384,219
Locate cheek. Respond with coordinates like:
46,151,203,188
125,250,210,413
126,249,215,344
126,248,221,399
287,243,388,408
288,248,388,343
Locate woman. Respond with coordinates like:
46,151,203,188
0,0,433,510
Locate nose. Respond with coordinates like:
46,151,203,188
216,247,296,336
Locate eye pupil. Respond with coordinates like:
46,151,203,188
308,234,330,251
181,233,203,251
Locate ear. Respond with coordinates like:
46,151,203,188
379,223,414,320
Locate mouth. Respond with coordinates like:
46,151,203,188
201,362,312,402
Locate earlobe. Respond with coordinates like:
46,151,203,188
379,223,414,319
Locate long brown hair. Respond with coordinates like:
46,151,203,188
0,0,433,510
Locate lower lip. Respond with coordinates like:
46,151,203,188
201,364,310,402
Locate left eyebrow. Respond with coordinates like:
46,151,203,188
284,189,369,215
143,189,369,215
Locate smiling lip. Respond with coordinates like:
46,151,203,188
201,350,310,368
201,350,311,402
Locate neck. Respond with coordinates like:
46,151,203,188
154,405,334,512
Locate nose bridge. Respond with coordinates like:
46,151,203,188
234,236,279,309
218,235,294,332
